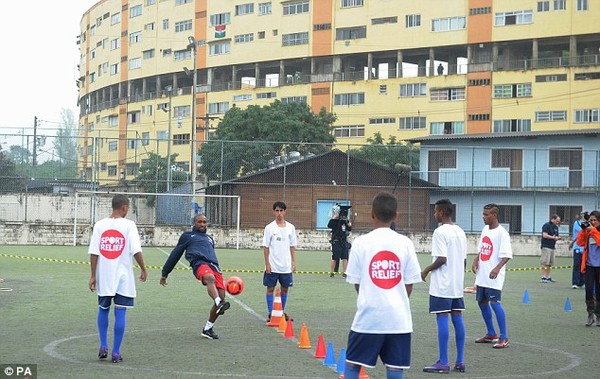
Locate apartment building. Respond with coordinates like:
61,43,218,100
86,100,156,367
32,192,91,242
77,0,600,185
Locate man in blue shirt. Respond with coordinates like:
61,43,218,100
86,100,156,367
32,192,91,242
540,215,561,283
569,212,586,288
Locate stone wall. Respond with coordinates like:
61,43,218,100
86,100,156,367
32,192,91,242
0,222,570,257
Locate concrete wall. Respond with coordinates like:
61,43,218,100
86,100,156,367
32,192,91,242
0,222,568,257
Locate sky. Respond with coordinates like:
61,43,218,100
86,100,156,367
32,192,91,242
0,0,99,139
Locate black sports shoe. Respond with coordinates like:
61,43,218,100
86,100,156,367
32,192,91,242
111,352,123,363
98,346,108,360
216,301,230,315
201,327,219,340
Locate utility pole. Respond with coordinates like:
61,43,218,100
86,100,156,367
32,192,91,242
33,116,37,166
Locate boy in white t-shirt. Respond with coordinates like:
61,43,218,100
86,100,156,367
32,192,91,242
472,203,513,349
88,194,147,363
344,192,422,379
421,199,467,373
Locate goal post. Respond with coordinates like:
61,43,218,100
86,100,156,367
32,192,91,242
73,190,241,249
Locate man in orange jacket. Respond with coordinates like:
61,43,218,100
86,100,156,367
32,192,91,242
576,210,600,326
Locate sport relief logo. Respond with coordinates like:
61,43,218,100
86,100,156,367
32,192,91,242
369,250,402,289
100,229,126,259
479,236,493,262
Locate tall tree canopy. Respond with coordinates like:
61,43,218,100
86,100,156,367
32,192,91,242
348,132,420,171
199,101,336,182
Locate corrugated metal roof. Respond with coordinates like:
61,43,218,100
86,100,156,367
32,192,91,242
408,129,600,143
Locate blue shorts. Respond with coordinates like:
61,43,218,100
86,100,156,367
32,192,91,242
346,330,411,369
429,295,465,313
475,286,502,303
98,294,134,309
263,272,293,288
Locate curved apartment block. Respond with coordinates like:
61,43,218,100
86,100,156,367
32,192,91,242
78,0,600,185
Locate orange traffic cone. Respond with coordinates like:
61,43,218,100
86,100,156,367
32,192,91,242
267,289,283,327
277,312,287,333
314,334,326,358
338,366,369,379
298,323,311,348
284,317,295,338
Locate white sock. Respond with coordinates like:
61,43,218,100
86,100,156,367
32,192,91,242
205,321,214,330
215,297,222,306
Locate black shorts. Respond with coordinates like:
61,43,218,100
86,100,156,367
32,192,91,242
331,240,349,260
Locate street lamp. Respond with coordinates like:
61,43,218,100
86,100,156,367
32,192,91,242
163,85,173,191
187,35,198,216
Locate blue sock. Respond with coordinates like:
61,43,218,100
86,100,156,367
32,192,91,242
478,302,496,336
97,307,109,348
266,293,273,315
436,315,449,364
386,368,404,379
280,293,288,312
490,302,508,340
112,308,127,354
451,313,466,364
344,363,361,379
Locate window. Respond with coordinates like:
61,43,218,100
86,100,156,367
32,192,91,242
494,83,532,98
90,25,97,36
110,38,120,50
549,148,582,167
89,72,96,83
127,111,141,124
130,5,142,18
108,165,117,176
143,49,155,59
162,19,169,30
282,32,309,46
108,141,118,151
88,122,95,132
110,63,119,75
334,92,365,105
162,49,172,57
209,40,231,55
314,23,332,30
372,17,398,25
495,10,533,26
432,16,466,31
281,96,307,103
535,111,567,122
336,26,366,40
577,0,588,11
259,2,272,15
535,74,567,82
574,72,600,80
108,115,118,127
174,49,192,61
173,105,190,118
234,33,254,43
379,85,387,95
399,83,426,97
130,31,142,44
258,31,266,39
398,117,426,130
468,114,490,121
341,0,364,8
553,0,566,10
406,14,421,28
210,12,231,26
257,92,276,99
429,150,456,169
142,132,150,146
470,7,492,15
468,78,490,86
147,0,156,4
333,125,365,138
127,139,140,149
129,57,141,70
111,12,121,25
574,109,599,123
283,1,309,15
208,102,230,114
235,3,254,16
430,122,465,135
175,20,192,33
173,134,190,145
430,87,465,101
369,117,396,124
145,22,155,31
537,1,550,12
493,119,532,132
233,94,253,102
175,0,192,4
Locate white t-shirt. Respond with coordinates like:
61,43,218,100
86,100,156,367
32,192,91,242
262,220,297,273
475,225,513,290
88,217,142,297
345,227,422,334
429,223,467,298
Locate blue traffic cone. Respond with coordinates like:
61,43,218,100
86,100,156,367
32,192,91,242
323,342,336,367
336,347,346,373
565,297,572,312
522,289,530,304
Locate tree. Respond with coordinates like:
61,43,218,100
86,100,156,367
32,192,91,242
348,132,420,171
7,145,32,166
54,108,78,165
0,145,22,191
132,152,188,205
199,101,336,181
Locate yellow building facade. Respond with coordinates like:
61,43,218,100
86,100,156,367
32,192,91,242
78,0,600,185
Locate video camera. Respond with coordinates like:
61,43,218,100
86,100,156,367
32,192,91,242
336,203,352,221
580,211,591,229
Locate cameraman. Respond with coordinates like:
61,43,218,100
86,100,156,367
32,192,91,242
575,210,600,326
328,206,352,278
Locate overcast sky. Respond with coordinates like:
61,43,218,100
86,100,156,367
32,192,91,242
0,0,99,138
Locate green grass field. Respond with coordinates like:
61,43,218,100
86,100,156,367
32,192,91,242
0,245,597,379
